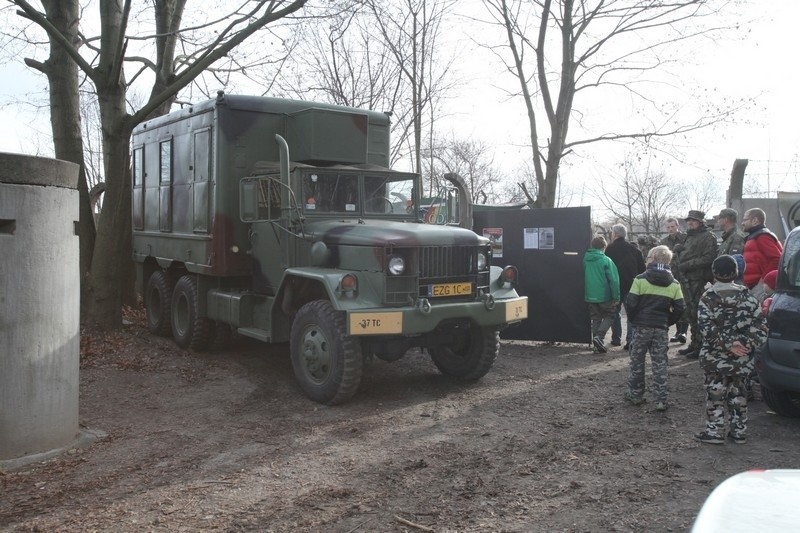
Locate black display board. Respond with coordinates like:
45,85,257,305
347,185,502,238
473,206,592,343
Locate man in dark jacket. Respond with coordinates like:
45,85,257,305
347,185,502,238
675,210,718,359
605,224,646,349
624,245,685,411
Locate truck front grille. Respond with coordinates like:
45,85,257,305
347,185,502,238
384,245,491,305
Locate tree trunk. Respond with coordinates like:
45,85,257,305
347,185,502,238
87,83,132,327
40,0,96,312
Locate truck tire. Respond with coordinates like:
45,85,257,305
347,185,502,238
761,385,800,418
145,270,173,336
290,300,363,405
171,275,214,351
428,326,499,380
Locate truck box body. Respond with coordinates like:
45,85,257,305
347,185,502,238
132,94,391,278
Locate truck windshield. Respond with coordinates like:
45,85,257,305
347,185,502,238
301,172,416,216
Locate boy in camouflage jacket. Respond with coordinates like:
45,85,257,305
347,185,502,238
694,255,768,445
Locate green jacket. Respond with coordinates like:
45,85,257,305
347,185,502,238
583,248,620,303
718,227,745,257
677,225,718,282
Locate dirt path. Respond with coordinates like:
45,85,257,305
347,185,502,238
2,315,800,532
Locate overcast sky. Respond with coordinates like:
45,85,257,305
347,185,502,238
1,1,798,215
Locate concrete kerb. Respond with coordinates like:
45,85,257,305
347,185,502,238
0,428,108,472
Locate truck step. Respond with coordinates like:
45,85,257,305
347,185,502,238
237,327,271,342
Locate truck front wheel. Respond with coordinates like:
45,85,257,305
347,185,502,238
171,275,214,351
428,326,499,380
146,270,174,336
290,300,363,405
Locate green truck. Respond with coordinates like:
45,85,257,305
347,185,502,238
131,92,528,404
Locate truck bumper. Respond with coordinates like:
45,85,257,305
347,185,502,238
346,296,528,336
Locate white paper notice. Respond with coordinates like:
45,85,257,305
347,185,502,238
523,228,538,249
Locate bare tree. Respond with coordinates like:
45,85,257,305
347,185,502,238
423,136,506,204
597,155,684,234
684,172,723,214
12,0,309,328
12,1,96,308
365,0,456,176
479,0,740,209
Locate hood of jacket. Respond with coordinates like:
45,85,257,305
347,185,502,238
644,263,675,287
584,248,606,263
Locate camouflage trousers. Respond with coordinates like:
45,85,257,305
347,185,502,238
703,372,748,438
627,326,669,403
681,278,707,350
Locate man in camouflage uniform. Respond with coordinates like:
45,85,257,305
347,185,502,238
716,208,745,257
694,255,768,445
675,210,718,359
661,217,688,343
624,245,685,411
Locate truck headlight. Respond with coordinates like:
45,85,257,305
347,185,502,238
477,252,487,271
388,255,405,275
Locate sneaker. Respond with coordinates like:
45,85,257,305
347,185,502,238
728,433,747,444
654,402,668,412
678,347,693,355
670,334,687,344
684,350,699,360
592,337,607,354
694,431,725,445
624,391,644,406
610,340,622,347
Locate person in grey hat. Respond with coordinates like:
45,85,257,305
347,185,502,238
716,208,745,257
674,210,718,359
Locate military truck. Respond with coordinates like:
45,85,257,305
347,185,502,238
131,92,528,404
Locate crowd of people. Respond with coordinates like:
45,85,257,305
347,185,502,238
583,207,782,444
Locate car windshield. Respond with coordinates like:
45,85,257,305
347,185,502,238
781,231,800,289
301,171,416,217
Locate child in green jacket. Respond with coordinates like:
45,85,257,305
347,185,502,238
584,236,620,353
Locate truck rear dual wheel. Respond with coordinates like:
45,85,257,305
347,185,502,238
145,270,173,337
428,326,499,380
171,275,215,351
290,300,364,405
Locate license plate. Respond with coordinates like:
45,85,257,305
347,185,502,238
429,282,472,297
505,297,528,321
349,312,403,335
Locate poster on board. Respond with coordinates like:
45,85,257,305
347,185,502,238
483,228,504,258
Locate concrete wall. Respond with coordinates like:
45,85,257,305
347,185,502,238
0,152,80,462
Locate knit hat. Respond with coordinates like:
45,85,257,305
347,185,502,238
763,269,778,290
712,255,738,282
685,210,705,222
